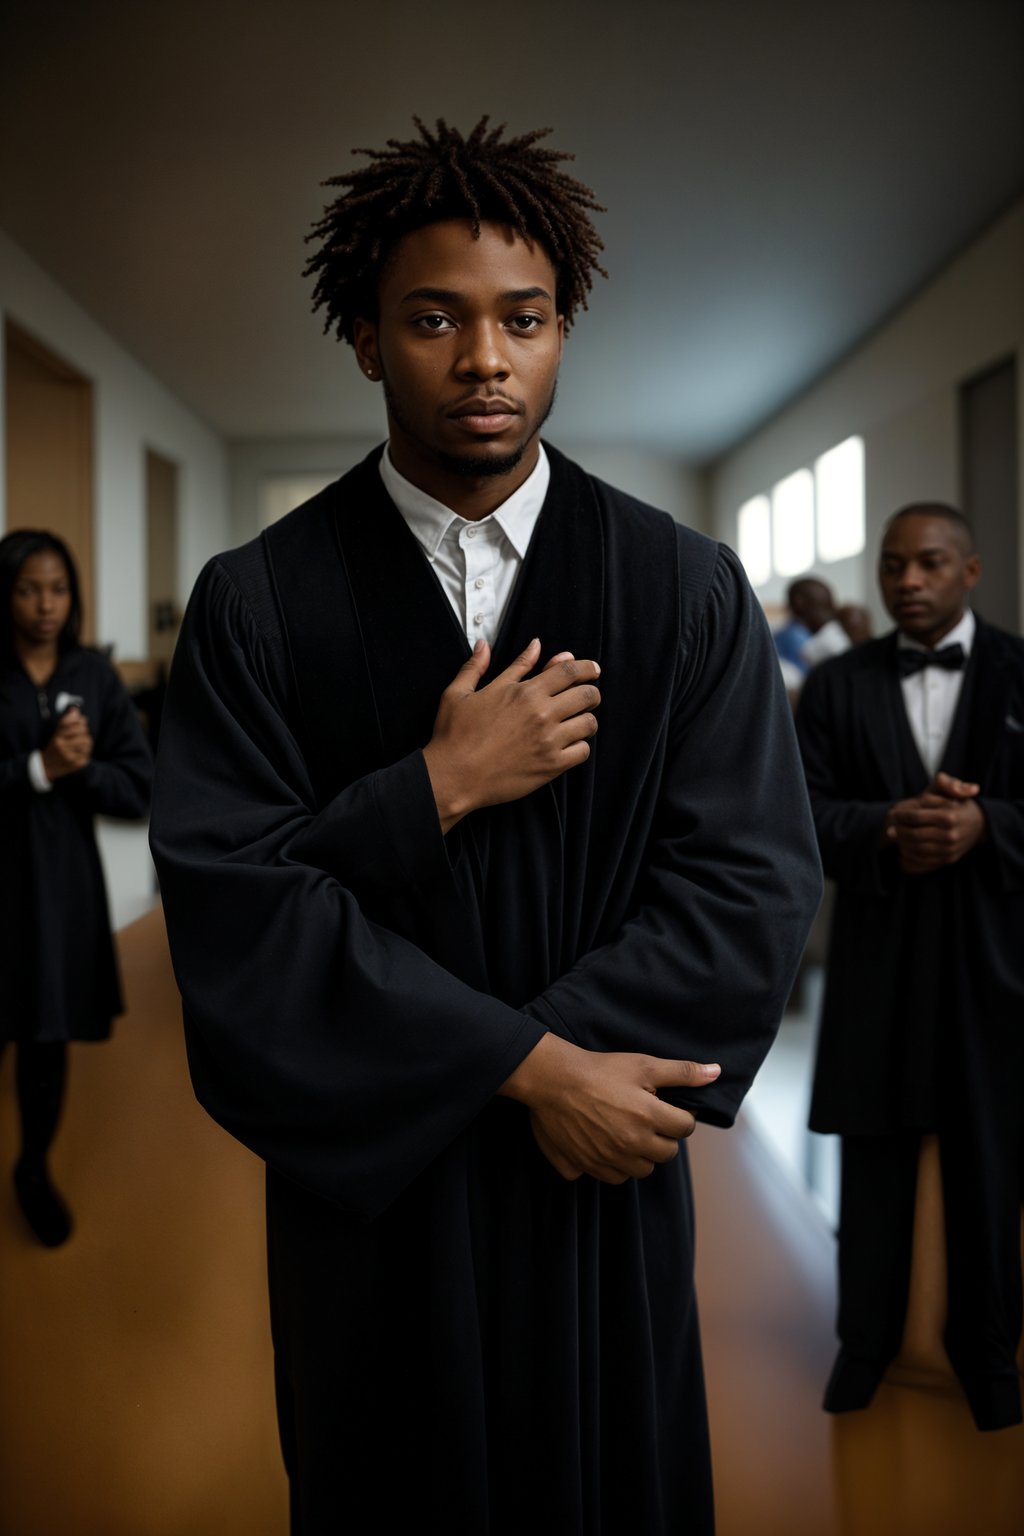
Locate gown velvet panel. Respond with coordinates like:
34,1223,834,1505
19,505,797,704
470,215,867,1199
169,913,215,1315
150,444,822,1534
795,622,1024,1136
0,647,153,1042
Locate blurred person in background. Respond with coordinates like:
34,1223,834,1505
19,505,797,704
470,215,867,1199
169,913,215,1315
0,529,152,1246
837,601,872,646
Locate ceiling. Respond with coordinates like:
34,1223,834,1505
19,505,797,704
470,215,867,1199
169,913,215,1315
1,0,1022,463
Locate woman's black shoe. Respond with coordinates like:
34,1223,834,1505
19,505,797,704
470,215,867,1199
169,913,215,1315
13,1161,72,1247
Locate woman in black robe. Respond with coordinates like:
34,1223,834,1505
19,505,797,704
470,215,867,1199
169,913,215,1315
0,529,152,1245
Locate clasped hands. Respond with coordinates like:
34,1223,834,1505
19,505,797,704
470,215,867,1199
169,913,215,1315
423,638,721,1186
41,707,93,781
884,770,986,874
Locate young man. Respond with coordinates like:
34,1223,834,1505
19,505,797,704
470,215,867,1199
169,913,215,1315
797,504,1024,1433
151,118,821,1533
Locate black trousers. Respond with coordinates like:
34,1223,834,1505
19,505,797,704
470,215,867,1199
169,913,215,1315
837,1107,1023,1430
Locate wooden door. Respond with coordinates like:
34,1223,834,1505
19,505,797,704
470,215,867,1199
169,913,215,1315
145,448,179,662
4,320,95,639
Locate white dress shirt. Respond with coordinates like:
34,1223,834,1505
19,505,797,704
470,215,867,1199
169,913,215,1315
897,608,975,776
379,444,550,648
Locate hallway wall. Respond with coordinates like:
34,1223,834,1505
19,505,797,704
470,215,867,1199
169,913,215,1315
0,229,229,658
227,432,709,548
711,198,1024,627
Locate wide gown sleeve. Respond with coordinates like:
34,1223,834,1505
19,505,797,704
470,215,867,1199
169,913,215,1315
795,662,895,893
978,796,1024,892
526,544,823,1127
0,750,33,798
150,560,544,1220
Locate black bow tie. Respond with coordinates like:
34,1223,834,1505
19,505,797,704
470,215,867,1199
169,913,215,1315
897,642,966,678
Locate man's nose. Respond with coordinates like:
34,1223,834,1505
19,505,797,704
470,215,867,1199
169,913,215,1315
456,322,509,380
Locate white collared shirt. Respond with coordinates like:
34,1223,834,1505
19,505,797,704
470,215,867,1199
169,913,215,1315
897,608,975,776
379,444,550,648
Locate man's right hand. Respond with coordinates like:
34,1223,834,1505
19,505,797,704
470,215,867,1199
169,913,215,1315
423,638,601,834
41,707,93,781
499,1033,721,1185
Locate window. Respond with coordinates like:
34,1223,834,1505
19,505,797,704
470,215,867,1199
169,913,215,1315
735,435,865,588
771,469,815,578
737,495,771,588
815,436,864,563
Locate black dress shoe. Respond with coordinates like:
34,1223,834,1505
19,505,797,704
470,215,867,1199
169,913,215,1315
822,1348,888,1413
13,1161,73,1247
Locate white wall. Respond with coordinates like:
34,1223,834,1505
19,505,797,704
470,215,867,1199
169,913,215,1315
0,229,229,657
558,440,709,532
227,435,381,547
228,432,708,548
711,199,1024,628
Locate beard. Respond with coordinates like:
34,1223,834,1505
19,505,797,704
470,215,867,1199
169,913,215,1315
382,377,558,479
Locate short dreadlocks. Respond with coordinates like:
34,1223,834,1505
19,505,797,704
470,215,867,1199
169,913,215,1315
304,116,607,344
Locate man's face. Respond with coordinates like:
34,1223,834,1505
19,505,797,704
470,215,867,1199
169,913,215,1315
353,219,564,502
878,513,980,646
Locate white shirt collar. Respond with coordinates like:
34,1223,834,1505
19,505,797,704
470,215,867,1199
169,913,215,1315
897,607,976,656
378,442,549,563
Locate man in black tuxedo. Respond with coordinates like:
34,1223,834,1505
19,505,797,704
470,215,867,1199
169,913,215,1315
796,503,1024,1432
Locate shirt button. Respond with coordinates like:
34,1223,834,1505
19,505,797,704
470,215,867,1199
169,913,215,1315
474,613,484,626
466,526,477,538
474,578,485,590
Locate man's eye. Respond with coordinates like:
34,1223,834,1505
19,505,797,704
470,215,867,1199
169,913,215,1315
508,315,542,333
416,314,454,332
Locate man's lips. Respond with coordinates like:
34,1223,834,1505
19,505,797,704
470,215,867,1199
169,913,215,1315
448,397,521,418
447,397,522,431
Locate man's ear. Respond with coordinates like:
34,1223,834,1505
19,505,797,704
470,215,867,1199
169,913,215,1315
964,554,982,591
353,318,381,382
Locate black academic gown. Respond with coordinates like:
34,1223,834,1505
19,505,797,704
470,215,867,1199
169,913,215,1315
0,646,152,1043
150,445,821,1535
795,622,1024,1427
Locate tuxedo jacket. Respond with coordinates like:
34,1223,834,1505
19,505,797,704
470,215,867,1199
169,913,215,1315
796,619,1024,1135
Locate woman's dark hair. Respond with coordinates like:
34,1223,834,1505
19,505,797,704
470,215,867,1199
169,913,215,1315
305,116,607,343
0,528,83,659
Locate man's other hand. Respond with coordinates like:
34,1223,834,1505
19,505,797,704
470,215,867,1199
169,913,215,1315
499,1034,721,1185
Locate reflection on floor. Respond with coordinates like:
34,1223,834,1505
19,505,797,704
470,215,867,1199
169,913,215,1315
1,909,1021,1536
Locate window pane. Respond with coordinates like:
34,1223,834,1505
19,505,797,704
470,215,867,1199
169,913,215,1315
815,436,865,562
737,495,771,587
772,469,814,577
